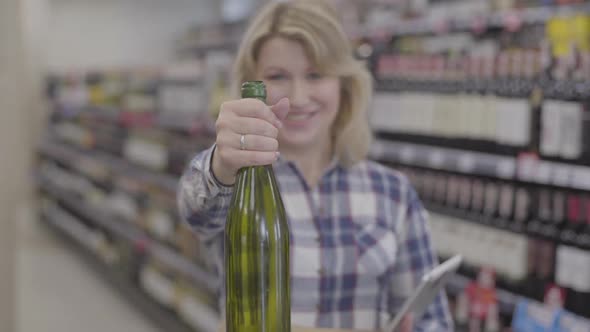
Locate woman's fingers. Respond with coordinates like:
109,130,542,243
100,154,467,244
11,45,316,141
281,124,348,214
216,147,279,169
223,98,282,128
270,97,290,123
211,97,288,184
226,116,279,138
217,133,278,152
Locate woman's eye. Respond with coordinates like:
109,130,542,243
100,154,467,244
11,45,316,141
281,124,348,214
307,72,322,80
266,74,286,81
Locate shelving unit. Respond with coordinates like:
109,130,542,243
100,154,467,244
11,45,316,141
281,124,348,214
39,141,179,194
370,138,517,179
370,138,590,191
375,78,590,100
38,179,219,294
350,3,590,38
40,202,200,332
54,104,215,136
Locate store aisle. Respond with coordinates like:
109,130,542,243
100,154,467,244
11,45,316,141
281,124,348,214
17,204,162,332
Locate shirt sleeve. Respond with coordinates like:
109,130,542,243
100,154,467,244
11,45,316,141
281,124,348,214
177,144,234,240
388,184,454,332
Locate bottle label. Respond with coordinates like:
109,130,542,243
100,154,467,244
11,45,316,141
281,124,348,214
512,300,560,332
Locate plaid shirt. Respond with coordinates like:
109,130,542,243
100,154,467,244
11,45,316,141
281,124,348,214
178,145,453,331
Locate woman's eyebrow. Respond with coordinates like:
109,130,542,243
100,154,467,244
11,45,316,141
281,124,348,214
262,66,285,72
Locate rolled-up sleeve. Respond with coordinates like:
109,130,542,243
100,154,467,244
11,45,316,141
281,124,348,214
177,145,234,240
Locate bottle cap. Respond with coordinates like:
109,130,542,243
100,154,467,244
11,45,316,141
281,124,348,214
241,81,266,101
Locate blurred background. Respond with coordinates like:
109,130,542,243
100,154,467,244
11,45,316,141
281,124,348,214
2,0,590,331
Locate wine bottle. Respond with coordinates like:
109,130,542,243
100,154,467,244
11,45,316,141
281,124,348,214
225,81,291,332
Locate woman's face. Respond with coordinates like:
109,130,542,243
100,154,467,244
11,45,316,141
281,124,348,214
255,37,341,153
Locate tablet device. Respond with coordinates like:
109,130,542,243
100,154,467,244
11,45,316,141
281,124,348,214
383,255,463,332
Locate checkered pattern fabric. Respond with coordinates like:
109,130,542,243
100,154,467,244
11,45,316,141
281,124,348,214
178,145,453,331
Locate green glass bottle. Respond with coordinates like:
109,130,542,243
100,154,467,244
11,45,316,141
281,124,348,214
225,81,290,332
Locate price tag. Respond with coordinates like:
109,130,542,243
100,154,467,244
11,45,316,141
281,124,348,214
374,28,390,42
458,154,476,173
534,161,552,184
471,16,487,35
570,166,590,191
517,153,539,181
140,267,175,307
433,19,450,34
428,150,445,169
123,138,168,171
497,158,516,179
399,145,416,164
503,12,522,32
178,295,220,332
552,164,572,187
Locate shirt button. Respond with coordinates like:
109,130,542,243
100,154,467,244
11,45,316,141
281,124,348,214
318,267,326,275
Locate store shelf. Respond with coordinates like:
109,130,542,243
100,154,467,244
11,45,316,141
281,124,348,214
39,140,179,194
447,273,590,326
353,3,590,38
375,78,590,100
55,104,214,136
40,202,202,332
178,40,237,56
425,202,528,236
517,158,590,192
370,138,590,191
370,138,517,179
38,179,219,294
156,112,212,134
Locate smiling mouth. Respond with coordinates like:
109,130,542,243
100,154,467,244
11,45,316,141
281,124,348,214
286,112,316,121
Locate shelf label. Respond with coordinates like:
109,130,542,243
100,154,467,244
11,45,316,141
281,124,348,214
570,166,590,191
399,145,416,164
471,16,487,34
503,12,522,32
534,161,552,184
517,153,539,181
552,165,572,187
458,154,476,173
428,150,444,169
140,267,175,307
497,158,515,179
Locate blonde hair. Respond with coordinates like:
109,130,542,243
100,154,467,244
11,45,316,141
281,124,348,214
233,0,373,167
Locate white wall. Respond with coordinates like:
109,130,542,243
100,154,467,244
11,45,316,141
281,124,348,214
1,0,31,329
47,0,220,71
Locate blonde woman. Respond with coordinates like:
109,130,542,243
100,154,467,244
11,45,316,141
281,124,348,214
178,1,453,331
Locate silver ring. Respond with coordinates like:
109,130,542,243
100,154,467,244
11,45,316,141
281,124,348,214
240,134,246,150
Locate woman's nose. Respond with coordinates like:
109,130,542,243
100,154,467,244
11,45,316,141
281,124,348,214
289,79,311,107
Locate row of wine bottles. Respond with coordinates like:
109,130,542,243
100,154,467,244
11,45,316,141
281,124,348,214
372,12,590,93
372,93,590,163
393,163,590,318
48,53,233,119
50,113,214,177
38,151,211,270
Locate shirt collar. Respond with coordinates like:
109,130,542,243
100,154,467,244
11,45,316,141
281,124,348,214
274,154,341,180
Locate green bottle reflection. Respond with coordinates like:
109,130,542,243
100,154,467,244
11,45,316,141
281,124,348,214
225,81,291,332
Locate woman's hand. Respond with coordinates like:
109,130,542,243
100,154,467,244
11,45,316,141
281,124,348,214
211,97,290,185
397,315,413,332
